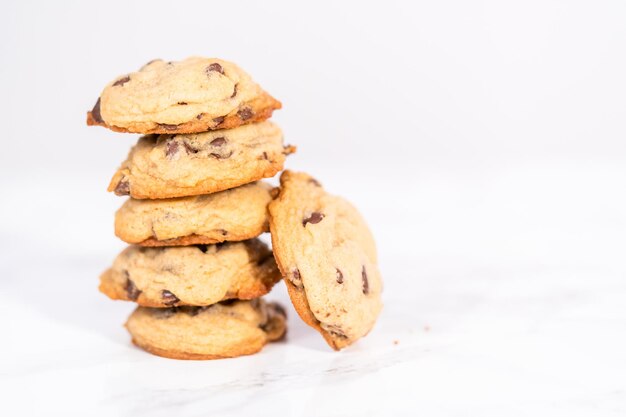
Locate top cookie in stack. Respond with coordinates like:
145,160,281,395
88,57,281,134
89,57,293,360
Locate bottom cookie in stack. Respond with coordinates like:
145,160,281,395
126,299,287,360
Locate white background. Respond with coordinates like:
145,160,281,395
1,1,625,416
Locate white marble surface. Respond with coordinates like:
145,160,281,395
1,162,625,416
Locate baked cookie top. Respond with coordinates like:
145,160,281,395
87,57,281,134
115,181,272,246
268,171,382,350
99,239,281,307
108,121,295,199
125,299,287,360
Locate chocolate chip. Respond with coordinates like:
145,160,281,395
197,244,209,253
112,76,130,87
142,59,160,69
219,229,228,236
237,107,253,120
270,303,287,318
124,276,141,301
210,137,226,147
289,268,303,289
196,114,203,120
155,308,178,319
161,290,180,306
210,150,233,159
206,63,224,75
303,212,324,226
262,151,269,160
256,250,273,266
212,116,225,125
177,101,188,105
309,178,322,187
186,306,209,316
158,123,180,131
362,266,369,295
230,84,238,98
165,140,179,158
183,141,199,154
336,268,344,284
114,179,130,196
321,324,348,339
91,98,103,123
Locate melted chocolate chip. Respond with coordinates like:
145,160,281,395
190,306,210,316
270,303,287,318
362,266,369,295
230,84,238,98
161,290,180,306
183,141,199,154
206,62,225,75
309,178,322,187
142,59,160,69
210,150,233,159
212,116,225,125
177,101,188,105
159,123,180,131
336,268,344,284
256,250,273,266
154,308,176,319
289,268,303,289
237,107,253,120
91,98,103,123
114,180,130,196
165,140,179,158
210,137,226,147
303,212,324,226
124,276,141,301
112,76,130,87
322,324,348,339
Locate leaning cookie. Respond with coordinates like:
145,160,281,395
99,239,281,307
108,121,295,199
126,299,287,360
268,171,382,350
87,57,281,134
115,182,272,246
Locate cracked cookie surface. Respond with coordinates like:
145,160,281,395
108,121,294,199
87,57,281,134
99,239,281,307
115,182,272,246
268,171,382,350
125,299,287,360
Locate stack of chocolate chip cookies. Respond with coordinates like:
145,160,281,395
88,57,292,359
88,57,383,359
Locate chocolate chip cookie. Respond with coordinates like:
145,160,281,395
99,239,281,307
268,171,382,350
108,121,295,199
115,182,272,246
87,57,281,134
126,299,287,360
